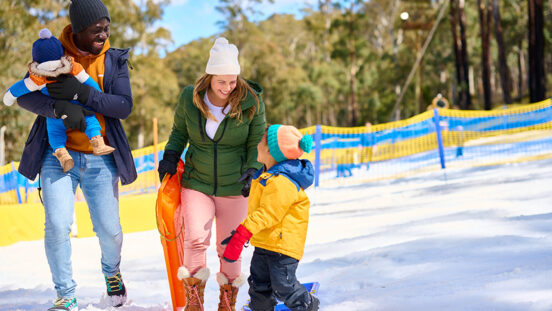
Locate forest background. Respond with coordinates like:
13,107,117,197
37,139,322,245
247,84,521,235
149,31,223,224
1,0,551,163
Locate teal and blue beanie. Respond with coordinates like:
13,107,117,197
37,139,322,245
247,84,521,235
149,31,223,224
267,125,313,162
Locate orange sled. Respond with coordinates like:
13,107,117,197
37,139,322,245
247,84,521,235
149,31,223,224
156,159,185,311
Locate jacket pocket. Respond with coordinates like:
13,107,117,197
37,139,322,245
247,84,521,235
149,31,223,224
25,116,44,145
240,154,245,175
184,149,194,178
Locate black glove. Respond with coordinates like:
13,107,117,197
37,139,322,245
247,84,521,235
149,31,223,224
53,100,95,132
46,74,91,104
158,150,180,182
238,168,258,197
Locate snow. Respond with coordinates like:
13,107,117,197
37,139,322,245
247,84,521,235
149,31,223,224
1,159,552,311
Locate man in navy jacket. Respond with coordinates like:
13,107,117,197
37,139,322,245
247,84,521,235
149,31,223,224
16,0,136,309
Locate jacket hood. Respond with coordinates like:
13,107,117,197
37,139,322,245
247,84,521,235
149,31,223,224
59,24,110,57
261,159,314,190
28,55,73,78
245,79,263,95
240,79,263,111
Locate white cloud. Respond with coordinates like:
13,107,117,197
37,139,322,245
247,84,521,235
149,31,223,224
132,0,188,6
269,0,318,8
168,0,189,5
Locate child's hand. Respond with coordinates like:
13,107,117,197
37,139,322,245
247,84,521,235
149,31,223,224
221,224,252,262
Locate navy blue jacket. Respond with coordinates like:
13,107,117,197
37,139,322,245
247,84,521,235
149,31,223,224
17,48,137,185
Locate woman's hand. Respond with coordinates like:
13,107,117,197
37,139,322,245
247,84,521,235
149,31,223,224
238,168,258,197
158,150,180,181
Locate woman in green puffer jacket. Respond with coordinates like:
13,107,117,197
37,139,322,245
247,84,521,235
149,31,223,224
157,37,266,309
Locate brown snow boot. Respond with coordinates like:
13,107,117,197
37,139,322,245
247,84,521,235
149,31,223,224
217,273,246,311
53,148,74,172
178,267,210,311
90,135,115,156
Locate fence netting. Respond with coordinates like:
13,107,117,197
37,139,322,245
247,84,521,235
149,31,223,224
2,99,551,204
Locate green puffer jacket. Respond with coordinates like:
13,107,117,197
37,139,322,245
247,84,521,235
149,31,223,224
165,80,266,196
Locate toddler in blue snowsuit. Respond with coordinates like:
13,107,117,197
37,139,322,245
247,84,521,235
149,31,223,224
3,28,114,172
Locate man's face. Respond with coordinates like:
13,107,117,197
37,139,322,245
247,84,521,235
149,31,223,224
74,18,110,54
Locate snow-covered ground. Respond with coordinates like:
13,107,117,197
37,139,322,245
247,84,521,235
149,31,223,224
1,158,552,311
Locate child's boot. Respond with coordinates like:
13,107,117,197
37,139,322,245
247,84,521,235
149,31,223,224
307,294,320,311
90,135,115,156
217,273,246,311
53,148,74,172
177,266,210,311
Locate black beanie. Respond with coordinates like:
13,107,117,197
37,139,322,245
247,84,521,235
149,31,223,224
69,0,111,34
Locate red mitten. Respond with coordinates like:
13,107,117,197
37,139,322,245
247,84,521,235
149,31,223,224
221,224,253,262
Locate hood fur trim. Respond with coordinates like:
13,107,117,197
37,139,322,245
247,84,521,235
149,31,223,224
28,55,72,78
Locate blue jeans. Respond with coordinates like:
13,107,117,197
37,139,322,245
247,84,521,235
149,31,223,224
248,248,319,311
46,115,102,150
40,147,122,299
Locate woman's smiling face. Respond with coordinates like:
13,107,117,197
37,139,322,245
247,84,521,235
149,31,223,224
209,75,238,104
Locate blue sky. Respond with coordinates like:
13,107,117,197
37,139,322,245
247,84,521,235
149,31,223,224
158,0,316,51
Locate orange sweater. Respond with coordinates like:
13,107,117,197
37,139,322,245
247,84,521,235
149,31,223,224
58,25,109,153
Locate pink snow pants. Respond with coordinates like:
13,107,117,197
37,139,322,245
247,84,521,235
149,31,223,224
174,188,248,281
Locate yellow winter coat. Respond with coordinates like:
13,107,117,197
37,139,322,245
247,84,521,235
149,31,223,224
241,159,314,260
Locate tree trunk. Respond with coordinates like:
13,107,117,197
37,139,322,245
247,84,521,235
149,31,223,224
478,0,492,110
349,58,358,125
320,0,331,62
528,0,546,102
450,0,472,109
493,0,513,106
348,0,358,125
450,0,463,108
417,31,425,114
459,0,472,109
517,44,525,101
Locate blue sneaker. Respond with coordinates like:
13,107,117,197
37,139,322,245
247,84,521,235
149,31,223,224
47,297,78,311
105,272,127,307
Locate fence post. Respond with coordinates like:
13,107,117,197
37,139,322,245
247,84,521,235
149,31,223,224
11,161,22,204
314,125,322,187
153,117,159,190
433,109,446,169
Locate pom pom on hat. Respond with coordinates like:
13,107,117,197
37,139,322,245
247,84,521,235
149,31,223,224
299,135,313,153
205,37,240,75
32,28,64,64
39,28,52,39
267,125,313,162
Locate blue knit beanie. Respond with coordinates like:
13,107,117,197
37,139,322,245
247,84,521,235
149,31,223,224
32,29,64,63
267,125,313,162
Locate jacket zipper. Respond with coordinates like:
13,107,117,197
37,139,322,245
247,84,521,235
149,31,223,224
200,116,228,196
213,142,218,195
198,110,205,142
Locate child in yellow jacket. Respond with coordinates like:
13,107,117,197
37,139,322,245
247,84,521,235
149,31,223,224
222,124,319,311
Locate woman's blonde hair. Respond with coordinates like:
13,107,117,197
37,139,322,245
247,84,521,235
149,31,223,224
192,74,260,123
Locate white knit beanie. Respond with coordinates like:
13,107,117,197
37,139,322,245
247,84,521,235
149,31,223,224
205,37,240,75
